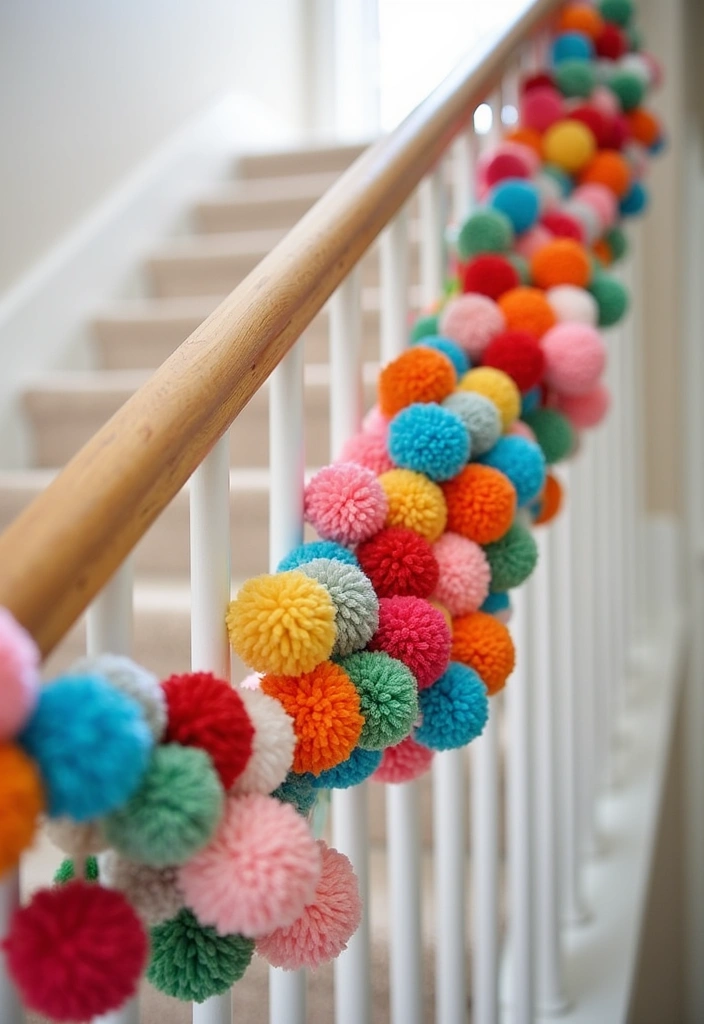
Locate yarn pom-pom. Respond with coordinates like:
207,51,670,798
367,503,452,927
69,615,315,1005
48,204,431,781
542,322,606,396
541,208,585,243
53,856,99,884
278,540,358,573
523,408,576,464
619,180,648,216
101,851,183,926
542,119,596,174
487,179,541,235
534,473,565,525
304,463,388,546
530,238,591,290
558,3,605,39
595,23,627,59
179,792,322,938
261,662,363,775
457,208,515,259
498,287,557,339
256,841,361,970
555,383,610,429
45,818,108,857
459,254,520,300
443,392,502,456
458,367,520,430
609,69,644,111
339,431,396,476
546,284,599,326
5,881,147,1022
554,58,596,99
451,612,516,695
373,735,434,783
481,331,546,393
439,293,506,359
227,571,336,676
162,672,254,788
572,182,618,230
411,335,470,377
297,558,379,657
378,469,448,543
514,225,554,262
431,533,491,617
604,225,628,263
483,522,540,592
104,744,224,866
0,743,44,878
589,273,629,326
339,651,419,750
551,31,594,64
356,527,439,599
579,150,631,198
71,653,166,740
520,86,566,132
378,347,456,417
0,608,38,740
415,663,488,751
481,591,511,616
441,464,517,545
410,313,440,343
388,403,470,481
19,674,152,822
148,908,254,1002
478,436,546,508
312,747,382,789
369,596,452,690
272,771,317,816
599,0,633,26
231,688,295,796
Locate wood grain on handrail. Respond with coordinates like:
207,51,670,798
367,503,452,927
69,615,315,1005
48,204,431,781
0,0,560,657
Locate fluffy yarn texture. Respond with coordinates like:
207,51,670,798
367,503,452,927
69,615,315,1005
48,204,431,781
256,841,361,970
104,744,224,866
369,595,452,690
148,908,254,1002
53,856,99,884
179,792,322,938
0,608,38,740
478,436,547,508
388,402,470,481
542,119,596,173
439,293,506,359
45,818,108,857
483,522,539,591
530,238,591,289
261,662,363,775
488,179,541,234
272,770,317,816
339,651,419,750
411,335,470,377
451,612,516,695
19,674,152,822
312,746,383,789
520,86,566,132
534,473,565,525
162,672,254,788
0,743,44,877
339,431,396,476
378,347,456,416
101,851,184,926
227,571,336,676
556,383,610,429
415,663,489,751
277,540,358,572
431,533,491,617
5,881,147,1021
356,527,440,599
373,735,434,783
541,322,606,395
589,273,629,326
441,464,517,545
579,151,631,198
546,284,599,326
378,469,448,543
523,408,576,464
443,392,502,456
304,463,388,545
554,59,596,99
71,653,166,740
458,367,520,430
459,254,520,300
232,687,295,796
481,331,546,392
297,558,379,657
498,287,557,339
457,208,514,259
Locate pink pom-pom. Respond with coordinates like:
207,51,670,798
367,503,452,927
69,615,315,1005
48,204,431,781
438,294,506,359
362,405,390,437
369,596,451,689
0,608,39,740
590,85,620,118
256,841,361,970
304,464,388,546
508,420,538,443
640,51,663,89
431,533,491,617
520,86,566,132
546,285,599,327
339,432,395,476
373,735,434,783
179,792,321,937
4,881,147,1021
555,384,610,428
514,224,554,260
541,323,606,396
571,183,618,230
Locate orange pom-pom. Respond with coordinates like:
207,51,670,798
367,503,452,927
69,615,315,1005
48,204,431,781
497,287,557,339
0,743,44,877
504,127,543,155
592,239,613,266
558,3,605,39
378,348,456,418
451,612,515,695
530,239,592,290
441,465,516,545
534,473,564,525
579,151,631,199
626,108,660,148
261,663,363,776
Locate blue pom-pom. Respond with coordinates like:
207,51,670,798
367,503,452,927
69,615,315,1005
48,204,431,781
414,662,489,751
312,747,382,789
412,335,470,378
388,403,470,481
488,179,540,234
278,540,358,573
481,591,510,614
19,675,152,821
478,435,546,507
551,31,594,65
619,180,648,216
521,387,541,416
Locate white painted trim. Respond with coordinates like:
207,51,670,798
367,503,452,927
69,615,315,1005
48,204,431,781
0,93,291,469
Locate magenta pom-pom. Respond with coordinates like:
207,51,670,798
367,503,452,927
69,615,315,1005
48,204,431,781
0,608,39,740
541,322,606,396
431,533,491,617
369,595,452,689
520,86,566,132
373,735,434,783
304,464,388,546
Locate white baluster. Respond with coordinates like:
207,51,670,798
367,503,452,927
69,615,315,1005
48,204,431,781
380,209,410,363
0,872,22,1024
471,706,499,1024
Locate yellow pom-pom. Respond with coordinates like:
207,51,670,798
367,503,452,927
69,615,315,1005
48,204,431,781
378,469,448,543
227,571,336,676
542,119,596,174
458,367,520,430
0,743,44,878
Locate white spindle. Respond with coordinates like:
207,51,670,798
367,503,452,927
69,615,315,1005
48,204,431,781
0,873,22,1024
380,209,410,362
419,170,445,301
593,412,613,786
471,708,499,1024
433,750,467,1024
452,127,476,226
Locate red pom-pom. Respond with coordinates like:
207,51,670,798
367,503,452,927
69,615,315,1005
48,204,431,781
603,114,629,150
356,527,439,599
595,24,626,59
540,210,585,243
521,71,555,94
569,105,612,149
4,881,147,1021
369,596,452,689
481,330,546,392
162,672,254,788
459,254,520,301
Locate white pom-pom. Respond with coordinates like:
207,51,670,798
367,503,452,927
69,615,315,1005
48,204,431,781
45,818,109,856
231,689,295,796
546,285,599,327
71,653,166,740
101,850,184,926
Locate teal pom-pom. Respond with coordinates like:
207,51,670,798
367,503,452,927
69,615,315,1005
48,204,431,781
483,523,539,592
589,273,629,326
457,209,514,259
412,335,470,378
551,31,594,65
605,226,628,262
609,70,644,111
481,591,510,615
443,391,501,456
478,435,546,508
272,770,317,815
19,675,152,822
599,0,634,27
312,747,382,789
521,387,541,416
415,663,488,751
619,180,648,216
507,253,532,285
487,179,540,235
554,59,596,98
388,403,470,481
523,409,575,464
148,908,254,1002
297,558,379,657
340,651,419,751
54,856,99,884
278,540,357,573
104,744,224,866
410,314,440,342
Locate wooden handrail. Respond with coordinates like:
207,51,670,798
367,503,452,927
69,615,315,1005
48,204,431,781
0,0,560,657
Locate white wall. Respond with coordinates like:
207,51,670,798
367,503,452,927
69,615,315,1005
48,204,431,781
0,0,306,295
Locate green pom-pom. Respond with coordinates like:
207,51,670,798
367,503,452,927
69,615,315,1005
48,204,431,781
410,314,439,343
483,523,539,593
340,651,418,750
627,24,644,51
523,409,575,465
609,70,644,111
272,770,317,815
554,59,596,99
507,253,531,285
148,909,254,1002
599,0,634,27
104,744,224,866
457,209,514,259
605,226,628,263
54,856,99,884
589,273,629,326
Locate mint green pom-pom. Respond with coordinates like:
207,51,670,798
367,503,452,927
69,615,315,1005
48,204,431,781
605,226,628,263
554,59,596,99
148,909,254,1002
589,273,629,327
458,209,514,259
340,651,418,750
523,409,575,465
410,314,440,343
483,523,539,592
599,0,634,27
54,856,99,884
609,70,644,111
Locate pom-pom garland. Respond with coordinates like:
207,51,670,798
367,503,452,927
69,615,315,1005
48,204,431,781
0,608,38,740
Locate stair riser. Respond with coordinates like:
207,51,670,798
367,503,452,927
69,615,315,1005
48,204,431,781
196,195,318,233
236,145,366,179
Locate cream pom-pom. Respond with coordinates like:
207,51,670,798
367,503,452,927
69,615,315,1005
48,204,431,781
100,850,184,926
45,817,109,857
71,653,167,740
231,689,295,796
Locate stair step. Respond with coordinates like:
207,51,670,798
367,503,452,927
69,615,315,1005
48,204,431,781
195,172,340,232
236,142,367,179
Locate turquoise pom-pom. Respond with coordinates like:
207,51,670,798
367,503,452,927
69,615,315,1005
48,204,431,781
19,675,152,821
272,770,317,816
412,335,470,378
278,540,358,573
551,31,594,65
481,591,510,615
478,435,546,508
388,403,470,481
521,387,541,416
415,663,489,751
619,180,648,216
312,747,382,789
487,179,540,235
